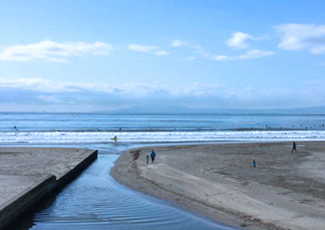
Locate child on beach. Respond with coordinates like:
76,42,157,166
146,155,149,164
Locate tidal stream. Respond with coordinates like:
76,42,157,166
9,143,238,230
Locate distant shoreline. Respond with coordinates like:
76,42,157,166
111,142,325,230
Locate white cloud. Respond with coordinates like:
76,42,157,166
171,39,188,47
212,55,228,61
0,40,112,62
227,32,256,49
275,23,325,54
129,44,170,56
155,51,170,56
128,44,158,52
212,49,275,61
238,49,275,59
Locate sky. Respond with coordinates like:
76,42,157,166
0,0,325,112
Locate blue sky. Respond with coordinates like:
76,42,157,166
0,0,325,112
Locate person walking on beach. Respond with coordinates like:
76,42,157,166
291,141,297,153
252,160,257,168
150,150,156,163
146,155,149,164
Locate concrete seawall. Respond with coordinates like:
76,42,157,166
0,148,98,230
55,149,98,189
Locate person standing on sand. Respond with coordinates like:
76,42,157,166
150,150,156,163
146,155,149,164
291,141,297,153
252,160,257,168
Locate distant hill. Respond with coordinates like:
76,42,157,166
266,106,325,115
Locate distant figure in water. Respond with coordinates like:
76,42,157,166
14,126,17,129
291,141,297,153
113,136,117,142
150,150,156,163
252,160,257,168
146,155,149,164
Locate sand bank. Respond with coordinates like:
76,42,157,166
0,147,97,230
111,142,325,230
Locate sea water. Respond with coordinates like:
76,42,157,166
1,113,325,144
3,113,325,230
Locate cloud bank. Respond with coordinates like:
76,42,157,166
0,78,324,112
0,40,112,62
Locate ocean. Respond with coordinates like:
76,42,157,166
4,112,325,230
1,112,325,144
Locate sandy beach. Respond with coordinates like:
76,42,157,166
111,142,325,230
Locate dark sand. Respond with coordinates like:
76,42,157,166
111,142,325,230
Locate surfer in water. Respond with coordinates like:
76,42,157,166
113,136,118,142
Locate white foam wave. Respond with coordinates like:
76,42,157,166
0,130,324,144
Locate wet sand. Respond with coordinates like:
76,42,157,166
111,142,325,230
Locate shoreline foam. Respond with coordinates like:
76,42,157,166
111,142,325,230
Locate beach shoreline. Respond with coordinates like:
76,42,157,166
111,142,325,230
